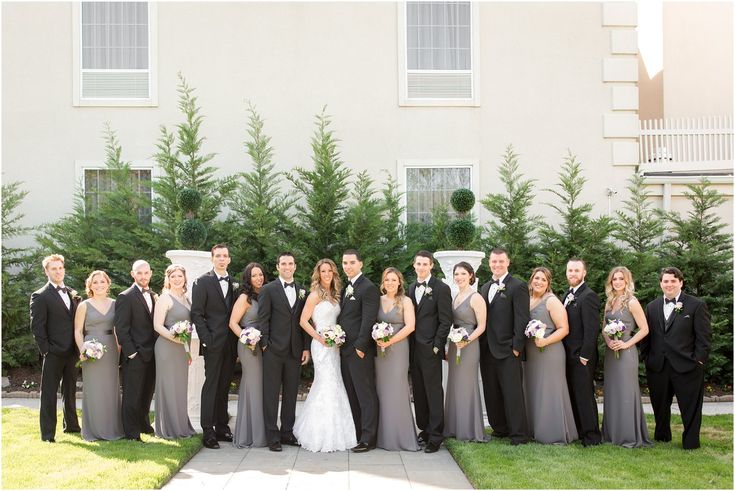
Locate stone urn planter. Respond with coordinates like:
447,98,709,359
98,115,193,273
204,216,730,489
433,250,486,297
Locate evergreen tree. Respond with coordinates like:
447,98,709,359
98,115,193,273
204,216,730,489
481,144,541,279
225,103,295,272
286,107,351,277
344,171,384,278
375,173,413,277
613,173,666,302
152,73,235,247
538,151,622,293
663,179,733,384
1,181,44,368
38,124,166,292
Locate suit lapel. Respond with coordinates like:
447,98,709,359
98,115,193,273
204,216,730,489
415,277,434,314
489,274,511,308
274,279,293,312
46,283,72,316
665,293,684,332
133,285,153,319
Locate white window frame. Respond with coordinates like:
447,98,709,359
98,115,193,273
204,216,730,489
397,1,481,107
397,159,481,223
72,2,158,107
75,160,158,221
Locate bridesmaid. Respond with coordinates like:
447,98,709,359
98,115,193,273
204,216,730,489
152,264,196,439
524,267,578,444
601,266,652,448
228,262,268,448
74,270,123,441
374,267,419,451
444,262,487,442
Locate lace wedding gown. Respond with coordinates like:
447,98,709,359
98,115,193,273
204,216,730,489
293,300,357,452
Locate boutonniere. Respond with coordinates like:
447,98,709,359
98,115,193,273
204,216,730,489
298,289,306,300
497,283,506,292
566,293,576,305
424,286,433,297
152,292,159,302
232,282,240,290
345,285,354,299
70,289,82,301
674,301,683,313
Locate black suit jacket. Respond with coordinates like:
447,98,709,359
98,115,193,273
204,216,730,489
191,270,235,353
480,274,530,359
337,274,380,356
30,282,80,356
114,284,158,362
561,282,600,361
408,276,453,351
641,292,711,373
256,279,309,358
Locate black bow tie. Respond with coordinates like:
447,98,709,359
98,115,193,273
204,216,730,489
56,286,68,293
665,297,677,304
417,281,427,288
141,288,151,295
493,279,501,285
283,282,294,288
218,276,229,283
568,288,574,295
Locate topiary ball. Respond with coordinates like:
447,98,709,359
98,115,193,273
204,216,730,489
447,218,476,250
177,187,202,216
450,188,475,214
178,218,207,250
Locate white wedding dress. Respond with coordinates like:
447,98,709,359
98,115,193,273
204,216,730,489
293,300,357,452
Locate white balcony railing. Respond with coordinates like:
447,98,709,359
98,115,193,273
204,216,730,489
639,116,733,175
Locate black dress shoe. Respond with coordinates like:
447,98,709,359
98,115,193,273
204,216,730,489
141,427,155,435
351,442,375,453
417,432,429,446
63,428,81,434
42,438,55,443
424,442,440,453
125,436,145,443
510,438,529,446
280,435,300,446
216,432,234,442
203,437,220,449
268,441,283,452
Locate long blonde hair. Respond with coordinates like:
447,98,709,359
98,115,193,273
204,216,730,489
604,266,635,312
380,267,406,311
310,258,341,302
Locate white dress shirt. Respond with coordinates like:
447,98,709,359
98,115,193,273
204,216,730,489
54,283,71,310
415,274,431,304
487,272,509,303
137,284,153,312
217,272,230,299
280,277,296,308
663,293,681,321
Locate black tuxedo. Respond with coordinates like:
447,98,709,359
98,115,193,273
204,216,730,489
642,293,711,449
191,270,236,440
561,282,601,445
337,273,380,446
256,278,308,444
478,274,530,443
30,282,81,440
408,276,452,446
114,284,157,439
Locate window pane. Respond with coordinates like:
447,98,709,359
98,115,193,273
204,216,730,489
405,166,472,224
81,1,149,69
406,1,471,71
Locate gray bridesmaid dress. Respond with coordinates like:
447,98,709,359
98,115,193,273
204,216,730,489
81,301,124,441
154,295,196,439
602,306,652,448
234,297,267,448
524,293,578,444
444,294,486,442
375,302,420,451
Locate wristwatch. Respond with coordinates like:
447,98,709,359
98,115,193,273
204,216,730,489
433,347,439,355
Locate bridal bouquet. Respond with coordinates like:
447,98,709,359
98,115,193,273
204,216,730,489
322,324,346,348
170,320,195,364
448,327,469,365
372,322,394,356
239,326,262,356
603,319,628,359
524,319,547,352
76,339,106,367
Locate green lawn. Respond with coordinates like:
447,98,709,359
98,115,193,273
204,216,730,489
445,414,733,489
2,408,202,489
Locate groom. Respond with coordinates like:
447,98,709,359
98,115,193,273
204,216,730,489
257,252,310,452
337,249,380,452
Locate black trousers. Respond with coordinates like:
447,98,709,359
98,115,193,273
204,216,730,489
566,356,601,445
410,343,444,445
200,344,236,439
479,341,529,443
40,352,80,440
121,354,155,439
341,350,379,446
261,349,301,444
647,358,705,449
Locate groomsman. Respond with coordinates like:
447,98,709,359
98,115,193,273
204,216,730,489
562,258,602,446
192,244,237,449
337,249,380,452
30,254,81,442
641,267,711,449
115,259,157,441
257,252,310,452
479,248,530,445
408,250,452,453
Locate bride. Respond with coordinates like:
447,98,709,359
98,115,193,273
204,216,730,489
293,258,357,452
